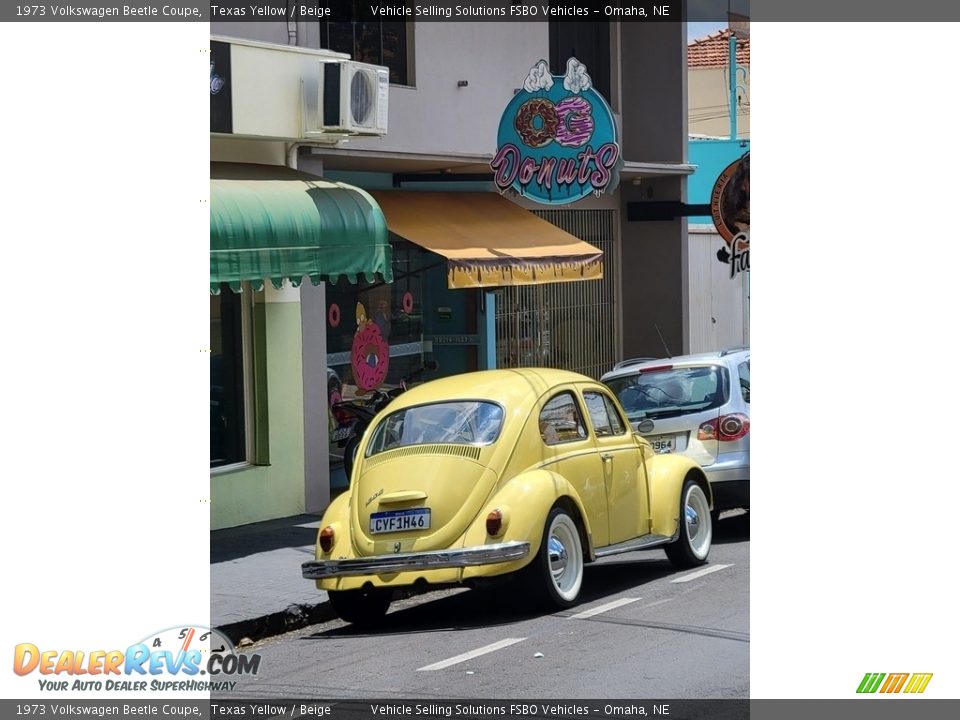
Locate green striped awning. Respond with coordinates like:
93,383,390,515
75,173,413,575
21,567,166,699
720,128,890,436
210,163,392,293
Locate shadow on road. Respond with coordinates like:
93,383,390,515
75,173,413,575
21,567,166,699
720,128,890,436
300,555,700,639
713,510,750,545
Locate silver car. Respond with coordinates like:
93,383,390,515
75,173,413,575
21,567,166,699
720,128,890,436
601,348,750,515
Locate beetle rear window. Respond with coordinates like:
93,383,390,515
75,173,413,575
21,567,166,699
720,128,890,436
365,401,504,456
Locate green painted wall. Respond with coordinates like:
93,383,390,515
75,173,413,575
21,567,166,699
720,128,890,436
211,300,305,529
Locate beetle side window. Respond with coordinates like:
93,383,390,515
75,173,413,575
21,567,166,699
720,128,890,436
539,393,587,445
584,391,627,436
738,361,750,404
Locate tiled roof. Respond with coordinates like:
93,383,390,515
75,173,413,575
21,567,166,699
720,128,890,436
688,29,750,69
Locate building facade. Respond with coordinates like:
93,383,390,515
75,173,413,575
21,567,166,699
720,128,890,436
210,19,692,529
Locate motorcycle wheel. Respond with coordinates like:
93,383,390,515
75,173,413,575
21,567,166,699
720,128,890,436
343,436,360,481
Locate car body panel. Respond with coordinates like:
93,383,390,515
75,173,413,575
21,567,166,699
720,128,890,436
305,368,712,594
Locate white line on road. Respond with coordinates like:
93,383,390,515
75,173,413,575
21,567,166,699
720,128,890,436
569,597,641,619
671,564,733,583
638,598,673,610
416,638,527,671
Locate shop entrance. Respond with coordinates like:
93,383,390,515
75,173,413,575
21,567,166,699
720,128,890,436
494,210,618,380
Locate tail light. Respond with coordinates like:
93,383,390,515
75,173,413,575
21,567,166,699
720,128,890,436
319,526,335,553
640,365,674,374
698,413,750,442
486,509,503,537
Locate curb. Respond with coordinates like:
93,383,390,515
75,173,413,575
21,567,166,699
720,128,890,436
215,600,336,647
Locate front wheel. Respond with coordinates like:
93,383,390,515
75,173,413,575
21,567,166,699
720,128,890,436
521,507,584,610
327,587,392,628
665,479,712,568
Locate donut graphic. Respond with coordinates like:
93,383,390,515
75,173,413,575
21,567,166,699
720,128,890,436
555,96,594,147
514,98,558,148
351,302,390,391
328,303,341,328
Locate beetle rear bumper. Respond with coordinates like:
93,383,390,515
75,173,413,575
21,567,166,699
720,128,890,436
301,541,531,580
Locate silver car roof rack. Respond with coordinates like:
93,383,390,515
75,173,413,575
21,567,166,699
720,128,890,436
612,357,661,370
719,346,750,357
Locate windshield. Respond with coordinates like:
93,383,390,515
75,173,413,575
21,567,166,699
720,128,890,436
604,366,727,420
365,401,505,457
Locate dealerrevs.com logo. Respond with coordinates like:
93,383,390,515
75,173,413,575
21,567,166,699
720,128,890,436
13,626,261,692
857,672,933,694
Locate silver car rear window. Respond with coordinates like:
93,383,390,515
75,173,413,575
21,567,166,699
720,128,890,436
605,366,728,420
366,401,504,456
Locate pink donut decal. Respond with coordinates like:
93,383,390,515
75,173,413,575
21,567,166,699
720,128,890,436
555,96,594,148
352,323,390,391
328,303,341,328
402,292,414,314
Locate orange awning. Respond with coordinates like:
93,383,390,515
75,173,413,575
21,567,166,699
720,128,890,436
367,191,603,289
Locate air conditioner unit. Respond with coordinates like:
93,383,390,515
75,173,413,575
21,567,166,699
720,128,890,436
317,59,389,136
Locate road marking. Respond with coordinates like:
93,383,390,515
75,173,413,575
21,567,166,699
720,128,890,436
671,564,733,583
639,598,672,610
416,638,526,671
569,597,641,619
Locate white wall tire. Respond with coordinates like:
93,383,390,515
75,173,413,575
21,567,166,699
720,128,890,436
665,480,712,568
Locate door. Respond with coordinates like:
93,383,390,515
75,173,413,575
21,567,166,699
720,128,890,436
583,389,648,545
538,391,609,547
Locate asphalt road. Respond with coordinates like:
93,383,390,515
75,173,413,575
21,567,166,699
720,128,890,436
219,511,749,700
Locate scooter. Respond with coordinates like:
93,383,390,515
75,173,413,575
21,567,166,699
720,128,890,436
331,360,439,480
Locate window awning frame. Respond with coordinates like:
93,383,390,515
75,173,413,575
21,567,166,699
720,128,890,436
366,191,604,290
210,163,392,294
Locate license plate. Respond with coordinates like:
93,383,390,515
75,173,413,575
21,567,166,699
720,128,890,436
369,508,431,534
331,426,352,442
647,434,674,454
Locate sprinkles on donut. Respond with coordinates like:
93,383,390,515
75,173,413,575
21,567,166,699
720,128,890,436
514,98,559,148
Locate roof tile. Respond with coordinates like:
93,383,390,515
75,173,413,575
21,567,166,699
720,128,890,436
688,28,750,69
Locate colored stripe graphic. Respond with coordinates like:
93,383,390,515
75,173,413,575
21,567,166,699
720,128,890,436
880,673,909,693
857,672,933,694
903,673,933,694
857,673,885,693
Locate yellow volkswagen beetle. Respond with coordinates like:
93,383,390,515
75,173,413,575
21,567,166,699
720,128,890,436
302,368,713,626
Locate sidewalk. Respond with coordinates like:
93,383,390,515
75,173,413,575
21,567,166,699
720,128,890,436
211,514,334,644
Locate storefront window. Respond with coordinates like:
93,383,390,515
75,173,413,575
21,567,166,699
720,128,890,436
324,240,481,491
326,242,427,402
211,285,249,468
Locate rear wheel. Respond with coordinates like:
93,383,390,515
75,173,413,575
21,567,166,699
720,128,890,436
327,587,392,628
522,507,584,610
665,479,712,568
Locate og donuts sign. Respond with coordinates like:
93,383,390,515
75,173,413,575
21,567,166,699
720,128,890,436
492,58,621,205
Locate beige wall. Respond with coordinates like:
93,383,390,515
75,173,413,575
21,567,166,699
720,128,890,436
688,66,750,140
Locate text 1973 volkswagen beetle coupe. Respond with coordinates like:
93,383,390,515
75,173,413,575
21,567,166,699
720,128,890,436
302,369,714,626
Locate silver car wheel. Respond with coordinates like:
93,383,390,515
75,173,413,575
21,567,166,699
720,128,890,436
684,484,712,560
547,512,583,602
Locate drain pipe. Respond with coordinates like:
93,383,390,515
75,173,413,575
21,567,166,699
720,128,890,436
286,142,300,170
287,1,298,45
729,34,737,140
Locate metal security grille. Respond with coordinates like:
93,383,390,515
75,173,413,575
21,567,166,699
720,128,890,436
494,210,618,380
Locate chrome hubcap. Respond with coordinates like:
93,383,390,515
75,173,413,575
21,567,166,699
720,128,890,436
686,504,700,542
548,536,568,580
